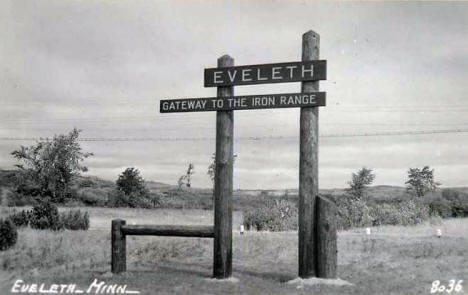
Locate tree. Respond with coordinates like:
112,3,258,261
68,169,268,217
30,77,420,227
185,163,194,187
11,128,92,202
207,154,216,185
111,167,155,208
178,164,194,189
177,175,186,189
405,166,440,198
116,167,147,195
207,153,237,187
346,167,375,200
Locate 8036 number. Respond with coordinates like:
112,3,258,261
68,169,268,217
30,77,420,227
430,280,464,294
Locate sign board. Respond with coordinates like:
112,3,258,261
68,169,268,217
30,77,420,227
155,30,334,281
204,61,327,87
160,92,326,113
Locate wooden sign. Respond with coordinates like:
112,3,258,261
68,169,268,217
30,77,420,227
154,30,335,281
204,60,327,87
160,92,326,113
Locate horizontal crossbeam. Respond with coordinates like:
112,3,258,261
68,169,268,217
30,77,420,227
120,224,214,238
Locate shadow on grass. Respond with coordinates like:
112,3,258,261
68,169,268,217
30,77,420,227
90,261,296,283
102,261,213,279
149,261,297,283
234,268,296,283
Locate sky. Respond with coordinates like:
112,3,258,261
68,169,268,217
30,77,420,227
0,0,467,189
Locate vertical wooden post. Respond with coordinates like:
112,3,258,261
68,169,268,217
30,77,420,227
299,30,320,278
213,55,234,279
111,219,126,273
316,196,337,278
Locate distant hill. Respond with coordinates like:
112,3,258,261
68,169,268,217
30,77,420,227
1,168,467,210
236,185,408,199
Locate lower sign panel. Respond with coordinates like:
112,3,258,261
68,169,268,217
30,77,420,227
160,92,326,113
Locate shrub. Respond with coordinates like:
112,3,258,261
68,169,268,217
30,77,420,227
107,189,160,209
63,188,80,203
441,188,459,200
243,198,298,231
422,189,468,218
369,200,429,226
107,168,160,208
77,187,109,206
60,210,89,230
30,202,63,230
116,167,147,195
0,218,18,251
78,178,96,188
440,189,468,217
7,209,32,227
334,195,429,229
5,191,38,207
427,197,453,218
336,196,373,229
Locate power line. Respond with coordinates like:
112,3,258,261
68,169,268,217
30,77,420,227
1,128,468,142
2,105,468,124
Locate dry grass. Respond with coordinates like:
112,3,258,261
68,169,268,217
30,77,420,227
0,207,467,295
0,206,244,230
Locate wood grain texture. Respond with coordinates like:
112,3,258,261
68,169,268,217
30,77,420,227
111,219,126,273
121,225,214,238
316,195,338,278
213,54,234,279
299,30,320,278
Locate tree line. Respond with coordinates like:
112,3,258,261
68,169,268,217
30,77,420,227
5,128,448,206
347,166,441,200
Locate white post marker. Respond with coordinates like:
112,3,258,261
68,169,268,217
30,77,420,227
436,228,442,238
240,225,244,235
365,227,371,235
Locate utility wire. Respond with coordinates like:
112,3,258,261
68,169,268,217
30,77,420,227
2,105,468,123
1,128,468,142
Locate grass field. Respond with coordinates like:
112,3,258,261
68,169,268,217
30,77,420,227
1,206,467,295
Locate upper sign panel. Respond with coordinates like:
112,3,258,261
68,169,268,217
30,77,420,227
204,60,326,87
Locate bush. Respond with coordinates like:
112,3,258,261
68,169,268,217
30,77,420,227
427,197,453,218
107,189,160,208
334,194,430,230
243,198,298,231
369,200,429,226
77,187,109,206
336,196,373,229
0,218,18,251
116,167,147,195
441,188,459,200
78,178,96,188
5,191,38,207
7,209,32,227
422,189,468,218
159,189,212,210
30,202,63,231
60,210,89,230
440,189,468,217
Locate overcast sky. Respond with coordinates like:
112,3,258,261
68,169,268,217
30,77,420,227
1,0,467,189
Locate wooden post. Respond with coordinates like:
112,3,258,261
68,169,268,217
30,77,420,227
298,30,320,278
111,219,126,273
213,55,234,279
316,196,337,278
